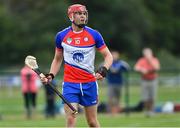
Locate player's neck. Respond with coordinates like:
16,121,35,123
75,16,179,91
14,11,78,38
72,24,84,32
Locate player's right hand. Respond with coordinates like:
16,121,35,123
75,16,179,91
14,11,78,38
40,76,49,85
40,73,54,84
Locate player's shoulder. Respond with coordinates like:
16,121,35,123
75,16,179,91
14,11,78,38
84,26,100,35
56,26,71,36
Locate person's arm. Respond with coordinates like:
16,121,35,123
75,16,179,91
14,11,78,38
134,59,148,75
41,49,63,83
121,60,130,71
95,47,113,80
49,49,63,76
147,58,160,71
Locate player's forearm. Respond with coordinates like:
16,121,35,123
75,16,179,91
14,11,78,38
49,50,63,76
49,58,62,76
102,49,113,70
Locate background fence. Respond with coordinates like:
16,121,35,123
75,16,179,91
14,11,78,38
1,69,179,88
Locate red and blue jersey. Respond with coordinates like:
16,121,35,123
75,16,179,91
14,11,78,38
55,26,106,83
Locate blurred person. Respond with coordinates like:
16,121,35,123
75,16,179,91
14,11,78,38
40,4,113,127
44,80,56,118
20,65,39,119
106,50,130,115
134,48,160,117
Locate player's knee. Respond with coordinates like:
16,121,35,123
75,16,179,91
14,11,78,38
87,119,99,127
67,115,76,125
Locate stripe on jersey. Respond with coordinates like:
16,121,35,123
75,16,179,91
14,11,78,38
97,45,106,51
65,61,94,74
64,63,96,83
62,42,95,48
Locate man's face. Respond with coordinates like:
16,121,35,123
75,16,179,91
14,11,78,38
73,11,88,26
143,49,153,59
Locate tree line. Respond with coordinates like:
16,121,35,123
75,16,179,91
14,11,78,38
0,0,179,67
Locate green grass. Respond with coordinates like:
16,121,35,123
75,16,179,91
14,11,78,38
1,113,180,127
0,84,180,127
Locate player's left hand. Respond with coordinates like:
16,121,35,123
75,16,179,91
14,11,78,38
95,66,108,80
95,73,104,80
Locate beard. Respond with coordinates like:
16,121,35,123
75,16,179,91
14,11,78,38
73,20,87,28
77,23,85,28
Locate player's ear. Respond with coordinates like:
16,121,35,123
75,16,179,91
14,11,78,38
69,14,74,22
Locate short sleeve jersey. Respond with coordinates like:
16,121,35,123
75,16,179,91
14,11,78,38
55,26,106,83
135,57,159,80
20,66,39,93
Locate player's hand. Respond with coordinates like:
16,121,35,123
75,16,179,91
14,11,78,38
95,73,104,80
40,73,54,84
95,66,108,80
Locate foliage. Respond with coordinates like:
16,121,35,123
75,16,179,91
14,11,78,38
0,0,179,67
157,49,180,69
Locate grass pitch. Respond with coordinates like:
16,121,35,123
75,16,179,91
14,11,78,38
0,84,180,127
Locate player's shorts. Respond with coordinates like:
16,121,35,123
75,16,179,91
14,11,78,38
62,81,98,107
141,79,158,101
108,85,122,105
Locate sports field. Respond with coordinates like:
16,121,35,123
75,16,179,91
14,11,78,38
0,83,180,127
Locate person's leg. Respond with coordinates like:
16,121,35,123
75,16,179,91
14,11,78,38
114,86,121,113
107,85,115,113
31,93,37,117
141,80,149,112
64,103,78,127
23,92,32,118
47,95,55,117
80,81,100,127
148,79,158,114
31,93,37,108
147,99,153,111
109,86,121,115
62,82,81,127
23,93,29,110
84,105,100,127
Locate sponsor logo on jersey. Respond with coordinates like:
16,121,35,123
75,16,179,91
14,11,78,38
72,50,85,63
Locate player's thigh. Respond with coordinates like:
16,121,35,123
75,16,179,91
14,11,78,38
62,82,80,103
80,82,98,106
64,103,78,116
84,104,98,121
